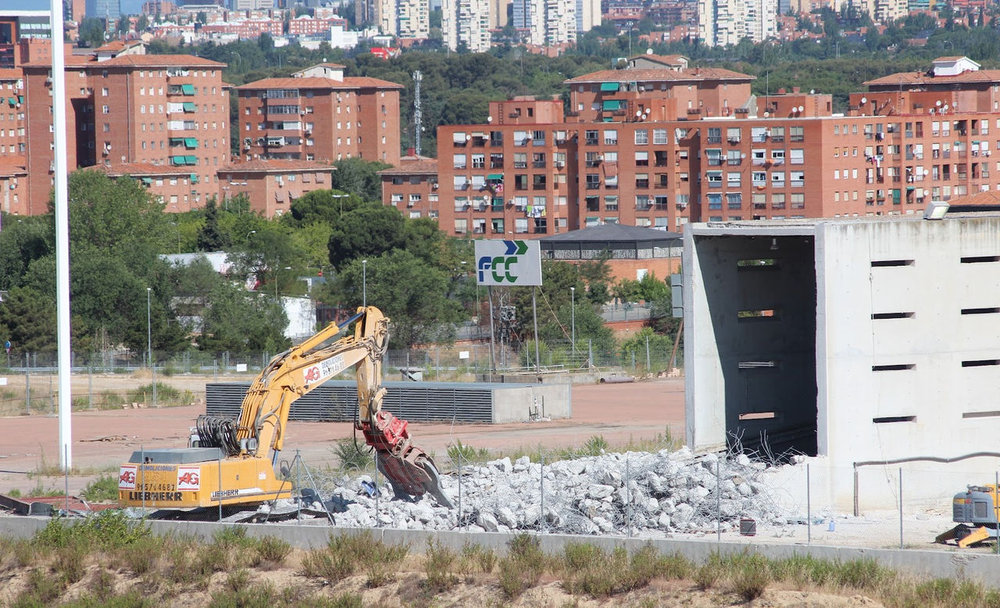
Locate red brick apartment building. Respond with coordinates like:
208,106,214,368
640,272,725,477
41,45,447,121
384,54,1000,238
20,44,228,214
218,160,335,217
380,154,439,220
236,63,402,166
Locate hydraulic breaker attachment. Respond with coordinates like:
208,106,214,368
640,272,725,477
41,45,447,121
361,410,454,508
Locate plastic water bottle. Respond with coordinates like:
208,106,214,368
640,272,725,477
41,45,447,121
827,517,836,532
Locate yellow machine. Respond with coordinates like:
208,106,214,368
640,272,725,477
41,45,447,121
936,485,1000,547
118,306,451,511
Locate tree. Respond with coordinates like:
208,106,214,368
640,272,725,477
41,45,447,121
284,189,364,226
198,281,289,353
330,158,391,202
329,251,464,347
327,202,407,268
196,198,228,251
0,287,57,353
0,215,52,291
79,18,105,48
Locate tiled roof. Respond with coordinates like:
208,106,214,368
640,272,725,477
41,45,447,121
237,76,404,90
539,223,681,244
565,67,753,85
0,156,27,176
864,70,1000,86
220,159,336,173
631,53,687,65
99,54,226,68
378,155,438,175
91,162,196,176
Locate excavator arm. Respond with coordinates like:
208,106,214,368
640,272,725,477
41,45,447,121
196,306,451,507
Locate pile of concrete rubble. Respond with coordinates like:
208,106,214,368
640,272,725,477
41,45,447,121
311,447,800,536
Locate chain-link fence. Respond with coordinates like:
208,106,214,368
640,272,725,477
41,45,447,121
189,448,977,552
0,338,683,415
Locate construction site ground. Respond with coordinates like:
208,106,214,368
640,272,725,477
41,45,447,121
0,373,965,554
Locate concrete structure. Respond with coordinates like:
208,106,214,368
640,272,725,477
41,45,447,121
442,0,491,53
512,0,576,46
575,0,601,32
207,380,571,423
236,64,402,166
698,0,777,46
685,212,1000,509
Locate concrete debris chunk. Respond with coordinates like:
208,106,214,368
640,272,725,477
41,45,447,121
307,446,802,538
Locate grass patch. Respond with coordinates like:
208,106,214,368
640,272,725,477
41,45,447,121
560,543,666,597
423,538,459,592
331,439,374,472
447,440,491,466
125,382,192,407
301,531,406,587
81,474,119,502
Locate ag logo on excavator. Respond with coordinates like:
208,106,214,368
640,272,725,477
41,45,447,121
177,467,201,491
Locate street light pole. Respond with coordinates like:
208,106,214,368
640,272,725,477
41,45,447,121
571,286,576,363
362,259,367,307
147,287,156,407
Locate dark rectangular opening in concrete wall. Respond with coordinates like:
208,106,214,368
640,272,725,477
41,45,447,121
871,259,914,267
699,234,818,458
962,359,1000,367
872,364,915,371
871,312,915,320
872,415,916,423
962,307,1000,315
960,256,1000,263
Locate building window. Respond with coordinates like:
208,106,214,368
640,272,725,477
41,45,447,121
635,129,648,145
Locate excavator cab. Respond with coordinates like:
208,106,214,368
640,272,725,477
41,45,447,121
937,485,1000,547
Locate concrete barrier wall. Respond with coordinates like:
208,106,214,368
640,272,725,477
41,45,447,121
3,516,1000,587
492,383,571,423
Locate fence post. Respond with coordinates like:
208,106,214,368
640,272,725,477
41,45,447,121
626,453,632,538
588,340,593,369
716,457,721,543
898,467,903,549
806,463,811,545
645,336,650,371
540,453,545,533
24,352,30,415
88,367,93,410
457,451,462,531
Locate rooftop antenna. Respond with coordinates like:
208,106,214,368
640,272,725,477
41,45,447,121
412,70,422,156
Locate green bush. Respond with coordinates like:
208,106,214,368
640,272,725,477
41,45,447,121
254,535,292,567
81,474,119,502
447,440,491,466
498,534,546,599
423,538,459,592
332,439,373,472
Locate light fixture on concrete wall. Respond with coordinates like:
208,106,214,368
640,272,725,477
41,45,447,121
770,237,779,251
924,200,950,220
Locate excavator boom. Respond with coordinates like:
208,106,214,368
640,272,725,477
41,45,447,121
118,306,451,510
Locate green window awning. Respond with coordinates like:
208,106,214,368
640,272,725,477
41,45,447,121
170,156,185,166
183,102,196,112
600,82,620,92
181,84,196,95
140,177,152,186
602,100,624,111
17,95,23,103
190,173,199,184
6,97,15,105
184,138,198,149
487,173,504,180
185,155,198,165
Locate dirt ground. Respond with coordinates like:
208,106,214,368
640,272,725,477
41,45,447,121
0,373,967,555
0,374,683,495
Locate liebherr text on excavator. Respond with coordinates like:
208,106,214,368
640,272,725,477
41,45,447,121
118,306,452,511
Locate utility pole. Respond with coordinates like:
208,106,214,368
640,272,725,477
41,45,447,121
412,71,422,156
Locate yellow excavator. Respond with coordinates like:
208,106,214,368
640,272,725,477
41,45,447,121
117,306,452,511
